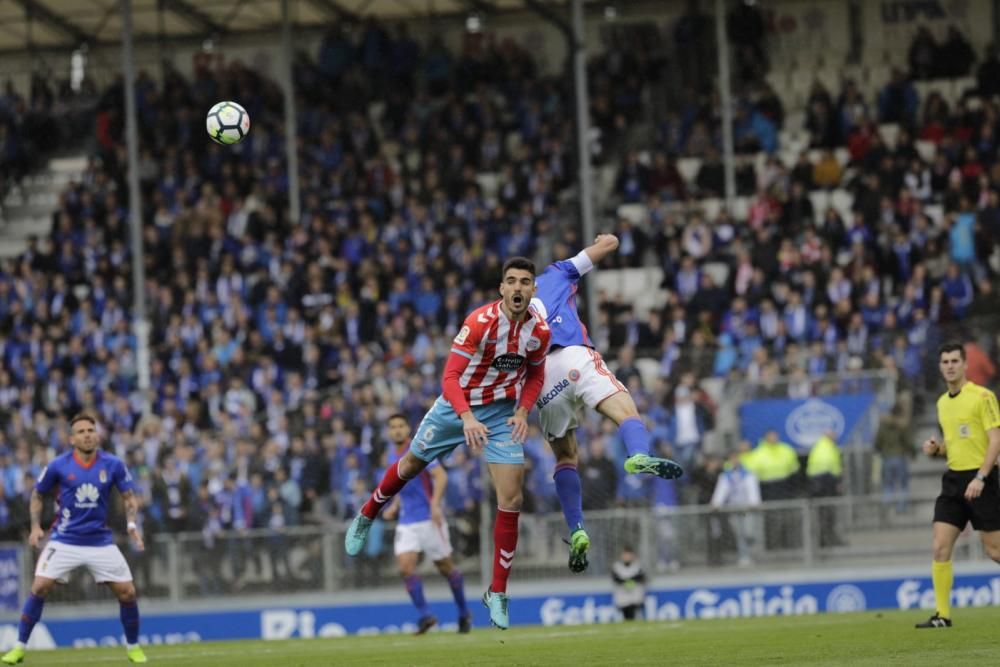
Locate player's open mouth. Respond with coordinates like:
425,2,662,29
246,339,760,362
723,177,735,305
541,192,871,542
512,295,523,306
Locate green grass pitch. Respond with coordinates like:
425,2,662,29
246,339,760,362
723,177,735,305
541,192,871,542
17,608,1000,666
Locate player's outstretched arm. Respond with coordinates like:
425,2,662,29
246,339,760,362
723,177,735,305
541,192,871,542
582,233,620,266
28,490,45,548
121,490,145,551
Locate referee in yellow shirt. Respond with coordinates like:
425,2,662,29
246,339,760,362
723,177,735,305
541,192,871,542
916,342,1000,628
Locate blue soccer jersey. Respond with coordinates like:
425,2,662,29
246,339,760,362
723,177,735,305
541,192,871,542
389,445,438,525
532,253,594,349
36,450,135,546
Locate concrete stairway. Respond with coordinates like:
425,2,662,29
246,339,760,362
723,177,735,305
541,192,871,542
0,155,88,258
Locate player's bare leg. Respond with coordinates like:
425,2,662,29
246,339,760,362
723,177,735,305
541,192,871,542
482,462,524,630
917,522,961,628
346,451,429,556
980,530,1000,563
548,431,590,573
2,577,56,665
595,392,683,480
433,557,472,633
396,551,437,634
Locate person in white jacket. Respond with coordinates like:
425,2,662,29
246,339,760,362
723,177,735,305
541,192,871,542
711,448,762,567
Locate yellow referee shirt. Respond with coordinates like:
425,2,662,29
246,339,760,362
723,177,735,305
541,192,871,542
937,381,1000,471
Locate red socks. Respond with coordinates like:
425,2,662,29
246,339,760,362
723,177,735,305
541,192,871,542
360,461,410,519
491,508,519,593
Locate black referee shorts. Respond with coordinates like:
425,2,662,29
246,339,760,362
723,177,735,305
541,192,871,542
934,468,1000,531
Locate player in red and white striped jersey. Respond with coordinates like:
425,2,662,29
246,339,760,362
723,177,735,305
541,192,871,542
345,257,550,630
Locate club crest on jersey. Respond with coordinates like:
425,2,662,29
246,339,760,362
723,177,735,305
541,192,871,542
492,353,526,372
454,325,471,345
568,369,581,382
526,337,542,352
75,483,100,508
99,470,107,484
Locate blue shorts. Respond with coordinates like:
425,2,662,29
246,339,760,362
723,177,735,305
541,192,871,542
410,397,524,465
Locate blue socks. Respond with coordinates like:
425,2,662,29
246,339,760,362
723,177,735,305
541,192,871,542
18,594,45,643
619,417,651,458
120,600,140,645
554,463,585,533
404,575,430,617
447,570,468,616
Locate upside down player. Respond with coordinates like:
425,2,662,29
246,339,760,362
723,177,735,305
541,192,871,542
2,414,147,664
345,257,550,630
381,414,472,634
532,234,683,573
916,342,1000,629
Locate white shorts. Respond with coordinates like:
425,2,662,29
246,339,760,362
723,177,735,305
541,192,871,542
537,346,627,439
394,520,453,561
35,541,133,584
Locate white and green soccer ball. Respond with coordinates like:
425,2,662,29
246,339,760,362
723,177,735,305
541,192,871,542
206,101,250,145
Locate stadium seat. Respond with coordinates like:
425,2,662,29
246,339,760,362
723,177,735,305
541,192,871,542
676,157,702,186
878,123,900,149
915,140,936,162
702,261,730,287
830,189,854,221
617,203,647,225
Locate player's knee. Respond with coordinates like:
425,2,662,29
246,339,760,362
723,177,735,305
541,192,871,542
30,582,52,598
931,543,952,561
435,559,454,576
399,453,427,478
499,493,523,511
117,585,137,603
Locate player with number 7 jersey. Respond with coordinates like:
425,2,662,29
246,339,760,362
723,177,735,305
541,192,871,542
344,257,550,631
3,414,147,665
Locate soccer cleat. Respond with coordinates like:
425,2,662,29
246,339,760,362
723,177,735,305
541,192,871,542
482,590,510,630
915,612,952,628
344,514,373,556
624,454,684,480
458,611,472,634
414,614,438,635
564,527,591,573
1,647,24,665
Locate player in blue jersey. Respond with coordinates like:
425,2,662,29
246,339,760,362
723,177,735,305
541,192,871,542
532,234,684,573
380,414,472,634
2,414,147,665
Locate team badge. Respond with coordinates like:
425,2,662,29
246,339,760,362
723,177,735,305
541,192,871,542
568,369,581,382
959,424,970,438
526,337,541,352
99,470,107,484
454,325,471,345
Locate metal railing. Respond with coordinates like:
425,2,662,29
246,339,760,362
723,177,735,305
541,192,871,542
18,493,977,607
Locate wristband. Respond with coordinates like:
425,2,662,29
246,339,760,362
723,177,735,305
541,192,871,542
975,473,987,483
127,521,138,531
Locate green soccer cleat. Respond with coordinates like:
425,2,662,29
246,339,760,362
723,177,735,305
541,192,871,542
624,453,684,480
344,514,373,556
127,645,148,663
482,590,510,630
565,527,590,573
1,647,24,665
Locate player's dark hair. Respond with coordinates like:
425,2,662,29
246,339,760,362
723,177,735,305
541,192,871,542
937,341,966,361
69,413,97,428
502,256,536,278
387,413,409,425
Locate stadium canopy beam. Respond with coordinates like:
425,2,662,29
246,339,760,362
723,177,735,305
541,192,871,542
306,0,358,21
161,0,228,36
15,0,92,47
120,0,152,412
460,0,498,15
715,0,736,210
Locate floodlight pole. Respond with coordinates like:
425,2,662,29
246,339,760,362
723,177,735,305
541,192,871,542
715,0,737,209
120,0,152,414
571,0,597,325
281,0,302,225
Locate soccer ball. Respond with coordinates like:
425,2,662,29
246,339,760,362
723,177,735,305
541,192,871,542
206,101,250,145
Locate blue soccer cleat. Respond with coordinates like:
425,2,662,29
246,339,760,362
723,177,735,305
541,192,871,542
482,590,510,630
344,514,373,556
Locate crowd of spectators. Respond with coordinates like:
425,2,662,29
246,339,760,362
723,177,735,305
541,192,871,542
1,14,999,587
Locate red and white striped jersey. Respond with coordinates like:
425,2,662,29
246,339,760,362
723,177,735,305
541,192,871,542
449,300,551,407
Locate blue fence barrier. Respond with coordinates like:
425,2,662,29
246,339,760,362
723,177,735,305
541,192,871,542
3,570,999,648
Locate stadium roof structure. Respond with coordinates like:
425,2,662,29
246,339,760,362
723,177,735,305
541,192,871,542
0,0,598,54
